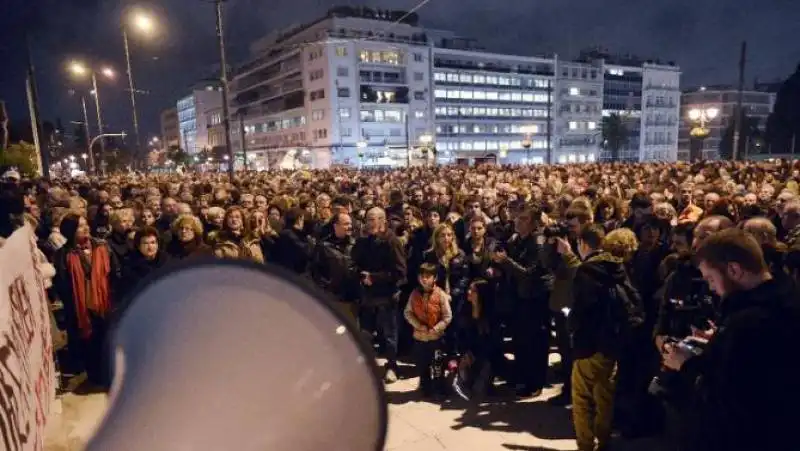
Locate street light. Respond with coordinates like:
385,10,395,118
68,60,116,174
123,8,158,168
687,106,719,160
81,153,88,167
520,125,537,164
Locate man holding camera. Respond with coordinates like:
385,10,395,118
492,206,552,397
564,224,643,451
661,228,800,451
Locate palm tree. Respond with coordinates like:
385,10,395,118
601,113,629,161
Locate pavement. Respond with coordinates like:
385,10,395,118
44,355,668,451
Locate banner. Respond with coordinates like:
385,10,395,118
0,225,55,451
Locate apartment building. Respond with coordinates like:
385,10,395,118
160,107,180,148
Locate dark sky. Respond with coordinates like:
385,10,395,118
1,0,799,140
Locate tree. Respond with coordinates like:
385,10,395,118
601,113,629,161
719,111,763,160
166,145,191,166
765,63,800,154
0,142,39,176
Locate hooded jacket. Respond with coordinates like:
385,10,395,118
569,251,643,360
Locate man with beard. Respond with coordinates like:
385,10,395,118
53,213,121,388
353,207,407,384
311,212,358,323
662,228,800,451
493,206,552,397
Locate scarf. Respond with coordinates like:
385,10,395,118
67,243,111,339
410,287,444,329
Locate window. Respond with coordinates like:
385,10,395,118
311,109,325,120
414,91,425,100
338,108,351,119
511,92,522,102
474,75,486,84
569,87,580,96
447,90,460,99
534,93,548,102
337,67,349,77
414,110,425,119
486,76,498,85
569,121,578,130
358,50,402,65
310,89,325,101
499,92,511,101
535,79,549,88
461,90,474,100
413,53,423,62
499,77,510,86
587,121,597,130
309,69,324,81
522,93,534,102
413,72,424,81
335,46,347,57
434,89,447,99
384,110,402,122
341,128,352,137
459,74,472,83
389,128,402,137
473,91,486,100
337,87,350,97
434,72,446,81
486,91,498,100
446,73,459,82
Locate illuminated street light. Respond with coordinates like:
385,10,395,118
69,155,76,161
123,8,158,168
131,11,156,34
418,134,433,145
223,155,230,161
686,106,720,160
101,67,115,79
69,61,88,76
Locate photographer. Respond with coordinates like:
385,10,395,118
567,224,643,451
492,206,552,397
661,228,800,451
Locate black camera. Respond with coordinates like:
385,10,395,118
648,337,708,401
543,221,570,239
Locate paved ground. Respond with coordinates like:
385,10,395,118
44,355,667,451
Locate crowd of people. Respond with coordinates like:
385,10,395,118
2,159,800,451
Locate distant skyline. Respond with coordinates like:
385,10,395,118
1,0,799,140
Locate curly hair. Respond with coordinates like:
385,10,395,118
602,228,639,262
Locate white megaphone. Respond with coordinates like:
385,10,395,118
86,260,387,451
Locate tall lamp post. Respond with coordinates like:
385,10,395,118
214,0,235,181
122,9,157,169
68,61,115,174
521,125,536,164
687,107,719,160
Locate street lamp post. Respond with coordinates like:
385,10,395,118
687,106,719,160
215,0,235,181
79,96,95,174
419,134,433,166
123,10,156,169
69,61,115,174
521,125,536,165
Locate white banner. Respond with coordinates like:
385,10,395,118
0,225,55,451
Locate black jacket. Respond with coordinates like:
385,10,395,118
107,231,132,264
680,278,800,451
352,233,407,306
165,238,212,261
569,251,643,359
119,250,170,300
654,255,719,339
273,228,313,274
406,226,434,287
422,248,470,310
498,232,552,304
311,235,358,303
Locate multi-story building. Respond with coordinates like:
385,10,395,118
431,45,555,165
177,82,223,155
160,107,180,148
679,86,775,160
226,8,681,168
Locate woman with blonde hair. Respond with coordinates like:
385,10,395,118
422,223,470,353
602,228,639,263
166,214,210,260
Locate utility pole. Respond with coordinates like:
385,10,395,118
90,72,106,172
215,0,235,180
732,41,747,161
123,30,142,169
405,112,411,167
546,77,553,165
80,96,96,174
238,113,248,170
25,33,48,177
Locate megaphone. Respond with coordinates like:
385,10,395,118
87,260,387,451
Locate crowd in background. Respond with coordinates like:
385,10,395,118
2,159,800,451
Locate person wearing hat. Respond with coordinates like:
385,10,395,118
53,212,121,388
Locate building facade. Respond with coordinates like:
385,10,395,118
160,107,180,148
177,83,223,155
679,86,775,160
226,7,681,169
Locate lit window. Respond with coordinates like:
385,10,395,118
461,142,473,150
499,92,512,101
374,110,385,122
486,76,498,85
487,108,498,116
474,141,487,150
459,74,472,83
447,90,460,99
569,121,578,130
474,75,486,84
558,155,567,164
522,93,534,102
568,154,577,163
473,91,486,100
338,108,351,119
569,87,580,96
587,153,596,162
336,46,347,57
414,110,425,119
534,94,548,102
447,73,459,82
434,72,446,81
434,89,447,98
511,92,522,102
384,110,402,122
486,91,498,100
587,121,597,130
460,90,474,100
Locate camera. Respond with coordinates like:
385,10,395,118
648,336,707,401
543,221,570,239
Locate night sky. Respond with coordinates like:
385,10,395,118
1,0,799,141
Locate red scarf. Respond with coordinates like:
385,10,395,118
67,243,111,339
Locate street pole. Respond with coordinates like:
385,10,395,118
90,72,106,172
405,112,411,167
238,113,249,170
215,0,235,181
731,41,747,161
123,30,142,169
25,33,48,177
80,96,96,174
546,77,553,165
